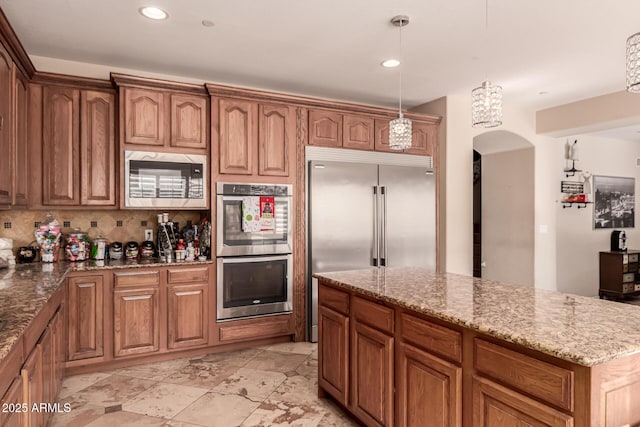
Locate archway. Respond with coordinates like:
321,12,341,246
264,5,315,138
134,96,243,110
473,130,535,286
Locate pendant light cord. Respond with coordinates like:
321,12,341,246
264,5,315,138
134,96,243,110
398,18,403,116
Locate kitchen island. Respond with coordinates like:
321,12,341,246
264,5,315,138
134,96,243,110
315,267,640,426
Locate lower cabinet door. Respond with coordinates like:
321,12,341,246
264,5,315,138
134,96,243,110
114,288,160,357
39,327,54,425
351,321,394,427
318,306,349,405
21,345,43,427
472,376,573,427
396,342,462,427
67,274,104,361
167,284,208,349
0,376,23,427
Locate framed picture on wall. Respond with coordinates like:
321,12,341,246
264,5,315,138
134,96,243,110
593,175,635,229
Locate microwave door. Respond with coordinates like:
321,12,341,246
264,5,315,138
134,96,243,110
216,196,290,256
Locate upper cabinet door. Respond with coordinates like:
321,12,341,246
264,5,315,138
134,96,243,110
124,88,164,146
258,104,291,177
80,91,116,206
0,45,13,206
219,98,255,175
13,70,28,207
42,86,80,205
374,119,391,152
309,110,342,148
406,121,437,157
343,114,374,151
170,94,207,149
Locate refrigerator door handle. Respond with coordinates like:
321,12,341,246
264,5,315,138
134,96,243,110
373,186,379,266
380,186,387,266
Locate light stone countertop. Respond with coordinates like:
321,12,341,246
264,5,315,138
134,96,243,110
314,267,640,367
0,259,213,364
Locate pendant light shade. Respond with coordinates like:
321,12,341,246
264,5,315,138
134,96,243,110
626,32,640,92
471,0,503,128
389,114,412,150
471,80,503,128
388,15,412,151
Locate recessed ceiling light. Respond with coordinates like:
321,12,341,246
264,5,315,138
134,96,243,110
139,6,168,20
381,59,400,68
202,19,215,27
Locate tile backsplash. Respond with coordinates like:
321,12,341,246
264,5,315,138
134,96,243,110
0,210,203,251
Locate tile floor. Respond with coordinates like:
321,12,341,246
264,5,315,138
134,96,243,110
51,342,359,427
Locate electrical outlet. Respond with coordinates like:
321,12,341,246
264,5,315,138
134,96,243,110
144,229,153,241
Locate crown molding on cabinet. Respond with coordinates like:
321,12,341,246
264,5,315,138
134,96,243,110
0,7,35,78
111,73,208,96
206,83,442,124
31,71,114,91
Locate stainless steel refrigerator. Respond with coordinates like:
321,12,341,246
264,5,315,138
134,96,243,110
307,148,435,342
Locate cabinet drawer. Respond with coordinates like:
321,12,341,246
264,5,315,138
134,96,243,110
400,312,462,363
474,339,574,411
167,266,209,284
114,270,160,288
218,315,291,342
352,296,394,334
319,284,349,315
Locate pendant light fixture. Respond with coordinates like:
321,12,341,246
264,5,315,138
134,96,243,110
626,32,640,92
471,0,503,128
389,15,412,151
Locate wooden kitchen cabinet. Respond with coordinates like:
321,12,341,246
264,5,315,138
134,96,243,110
42,85,80,205
12,69,28,207
115,75,209,152
21,344,43,427
473,376,573,427
396,342,461,427
80,90,116,205
351,320,394,427
40,85,116,207
0,376,23,427
308,109,342,148
114,286,160,357
216,98,294,178
258,103,293,177
0,42,13,206
171,94,207,149
124,88,165,146
218,98,255,175
343,114,374,151
318,306,349,405
67,274,104,361
167,284,208,350
374,118,436,156
167,266,209,350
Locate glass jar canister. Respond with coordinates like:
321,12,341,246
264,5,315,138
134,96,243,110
91,237,108,260
65,229,89,261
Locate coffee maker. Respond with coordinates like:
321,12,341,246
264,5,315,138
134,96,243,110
611,230,628,252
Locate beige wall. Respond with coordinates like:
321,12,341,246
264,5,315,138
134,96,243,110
480,148,535,286
555,134,640,296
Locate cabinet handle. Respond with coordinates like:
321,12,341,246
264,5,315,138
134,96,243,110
122,295,152,301
175,291,201,297
77,283,95,288
0,115,3,130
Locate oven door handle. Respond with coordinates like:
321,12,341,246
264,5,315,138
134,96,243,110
218,254,291,264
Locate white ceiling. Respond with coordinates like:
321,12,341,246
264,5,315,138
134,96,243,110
2,0,640,112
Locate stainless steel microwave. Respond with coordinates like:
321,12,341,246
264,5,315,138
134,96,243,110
124,150,207,208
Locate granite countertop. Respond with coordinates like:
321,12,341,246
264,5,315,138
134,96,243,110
315,267,640,367
0,258,213,363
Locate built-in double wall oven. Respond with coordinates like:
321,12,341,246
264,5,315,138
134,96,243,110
216,182,293,321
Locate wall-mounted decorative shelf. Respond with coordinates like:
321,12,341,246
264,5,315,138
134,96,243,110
561,181,584,193
562,201,592,209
